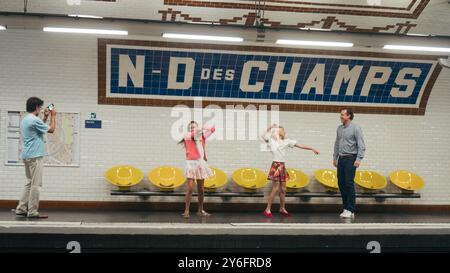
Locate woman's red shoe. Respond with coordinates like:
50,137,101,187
263,210,273,218
279,210,292,217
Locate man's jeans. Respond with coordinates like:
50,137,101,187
337,154,357,213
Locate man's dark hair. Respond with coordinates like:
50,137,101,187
342,108,354,120
26,97,44,113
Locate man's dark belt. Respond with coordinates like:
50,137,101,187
339,154,357,157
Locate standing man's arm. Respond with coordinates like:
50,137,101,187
353,125,366,168
333,128,339,167
47,108,56,134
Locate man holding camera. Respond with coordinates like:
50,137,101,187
15,97,56,219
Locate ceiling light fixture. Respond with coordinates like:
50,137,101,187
276,39,353,47
68,14,104,19
383,44,450,52
43,27,128,35
162,33,243,42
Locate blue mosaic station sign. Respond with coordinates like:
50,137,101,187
99,39,441,115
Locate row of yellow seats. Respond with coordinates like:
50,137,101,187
315,169,425,192
105,166,228,191
105,166,424,192
229,168,425,192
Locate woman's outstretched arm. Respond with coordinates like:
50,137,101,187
294,144,320,155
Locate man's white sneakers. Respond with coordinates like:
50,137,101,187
339,210,355,218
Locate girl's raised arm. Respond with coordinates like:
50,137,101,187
260,124,277,143
202,125,216,139
185,128,203,140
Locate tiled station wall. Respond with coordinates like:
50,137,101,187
1,29,450,205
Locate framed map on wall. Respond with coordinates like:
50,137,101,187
5,111,80,167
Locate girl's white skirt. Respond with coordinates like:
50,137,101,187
184,159,213,180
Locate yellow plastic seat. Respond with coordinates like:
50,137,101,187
105,165,144,191
286,168,310,190
314,169,339,192
354,170,387,191
204,167,228,191
232,168,268,191
389,170,425,192
148,166,186,190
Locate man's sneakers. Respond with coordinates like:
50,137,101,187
14,212,27,217
12,209,27,217
12,209,48,219
27,214,48,219
339,209,355,219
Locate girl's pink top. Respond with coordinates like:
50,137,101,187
184,126,215,160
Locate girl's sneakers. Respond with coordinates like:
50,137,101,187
197,210,211,217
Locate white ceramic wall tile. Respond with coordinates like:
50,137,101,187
1,29,450,205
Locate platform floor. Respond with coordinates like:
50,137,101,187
1,209,450,252
2,209,450,224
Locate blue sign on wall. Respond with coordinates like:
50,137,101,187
100,40,441,114
85,120,102,129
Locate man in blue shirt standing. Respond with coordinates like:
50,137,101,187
333,108,366,219
15,97,56,219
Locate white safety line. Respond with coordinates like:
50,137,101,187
1,221,450,230
230,223,450,230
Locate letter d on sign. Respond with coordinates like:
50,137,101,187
168,57,195,90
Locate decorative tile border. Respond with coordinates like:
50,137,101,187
259,0,418,11
98,38,444,115
159,9,418,34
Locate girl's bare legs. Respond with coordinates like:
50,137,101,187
196,180,210,216
183,179,195,218
265,180,279,213
279,181,288,213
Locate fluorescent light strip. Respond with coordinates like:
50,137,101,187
299,27,331,32
188,21,221,25
276,39,353,47
0,25,6,30
162,33,243,42
384,44,450,52
68,14,103,19
43,27,127,35
406,33,430,37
